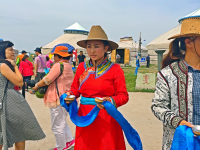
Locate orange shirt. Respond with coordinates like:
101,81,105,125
16,54,25,63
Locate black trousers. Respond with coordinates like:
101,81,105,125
22,76,32,98
73,61,76,67
147,60,150,68
35,72,46,83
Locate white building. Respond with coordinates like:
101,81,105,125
111,37,147,64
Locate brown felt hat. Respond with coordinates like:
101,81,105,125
168,17,200,40
77,25,118,51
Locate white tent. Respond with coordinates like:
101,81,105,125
42,22,89,55
146,8,200,63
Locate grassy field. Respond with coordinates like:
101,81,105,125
123,64,158,92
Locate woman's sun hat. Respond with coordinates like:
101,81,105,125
51,46,71,57
77,25,118,51
168,17,200,40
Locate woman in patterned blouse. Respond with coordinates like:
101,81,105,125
151,16,200,149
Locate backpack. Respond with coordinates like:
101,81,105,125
35,62,64,98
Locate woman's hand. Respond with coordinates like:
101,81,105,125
97,97,111,109
64,92,72,104
97,104,105,109
179,120,197,137
179,120,194,128
6,59,16,67
32,86,38,91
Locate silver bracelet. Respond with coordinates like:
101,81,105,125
36,83,40,88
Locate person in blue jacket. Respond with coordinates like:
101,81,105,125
134,53,141,75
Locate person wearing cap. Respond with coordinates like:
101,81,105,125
32,46,75,150
34,47,47,83
15,50,27,66
65,26,129,150
151,16,200,149
77,51,86,64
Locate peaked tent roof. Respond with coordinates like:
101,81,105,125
42,34,87,49
146,24,181,50
146,8,200,50
42,23,89,53
179,8,200,22
64,22,89,33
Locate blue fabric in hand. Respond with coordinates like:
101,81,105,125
60,94,143,150
60,93,100,127
103,101,143,150
171,125,200,150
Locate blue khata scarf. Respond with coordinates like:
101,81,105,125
60,94,143,150
171,125,200,150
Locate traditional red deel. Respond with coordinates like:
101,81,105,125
70,58,129,150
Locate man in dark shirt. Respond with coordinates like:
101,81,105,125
146,54,150,68
78,51,86,64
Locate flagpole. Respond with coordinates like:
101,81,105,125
138,32,141,54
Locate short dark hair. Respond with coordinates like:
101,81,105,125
46,56,50,61
54,54,71,60
34,47,41,53
22,55,29,61
0,41,15,72
80,51,83,53
22,50,27,54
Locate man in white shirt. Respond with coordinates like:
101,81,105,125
72,53,76,67
116,53,121,63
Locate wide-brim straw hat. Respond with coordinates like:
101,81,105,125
52,46,71,57
168,17,200,40
77,25,118,51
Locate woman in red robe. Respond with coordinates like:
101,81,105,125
66,25,129,150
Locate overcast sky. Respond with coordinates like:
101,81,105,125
0,0,200,52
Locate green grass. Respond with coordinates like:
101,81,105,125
28,57,33,62
30,55,157,93
123,65,158,93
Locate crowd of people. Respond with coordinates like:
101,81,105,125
0,15,199,150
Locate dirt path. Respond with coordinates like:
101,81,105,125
9,92,162,150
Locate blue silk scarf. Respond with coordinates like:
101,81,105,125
171,125,200,150
60,94,143,150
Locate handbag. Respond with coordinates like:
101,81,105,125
38,56,49,74
35,62,64,98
